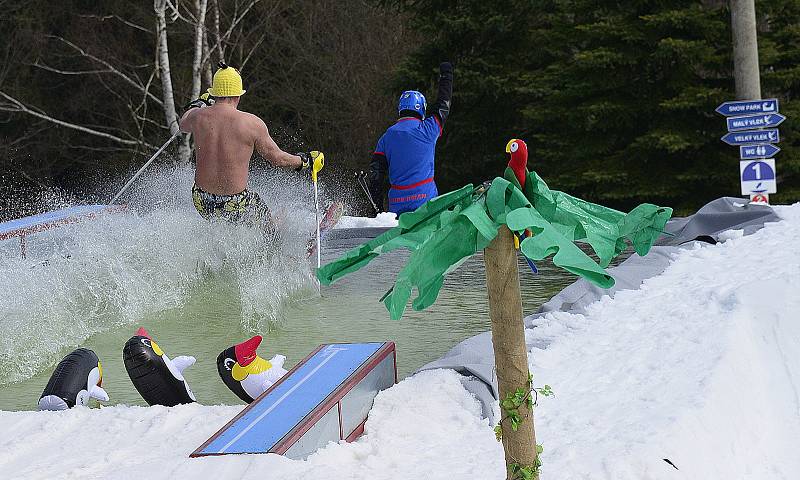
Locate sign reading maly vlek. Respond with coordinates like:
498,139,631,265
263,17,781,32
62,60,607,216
726,113,785,132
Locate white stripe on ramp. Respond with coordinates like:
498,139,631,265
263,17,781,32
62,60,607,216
217,347,344,454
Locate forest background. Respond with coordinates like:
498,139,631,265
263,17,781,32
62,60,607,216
1,0,799,220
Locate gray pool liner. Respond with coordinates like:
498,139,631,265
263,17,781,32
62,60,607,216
414,197,780,421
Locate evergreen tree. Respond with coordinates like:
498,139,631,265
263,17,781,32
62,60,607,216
394,0,800,212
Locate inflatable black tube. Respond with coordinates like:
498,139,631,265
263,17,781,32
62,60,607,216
39,348,106,410
217,346,253,403
123,330,195,407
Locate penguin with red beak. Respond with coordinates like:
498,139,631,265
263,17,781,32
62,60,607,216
38,348,109,411
123,327,196,406
217,335,287,403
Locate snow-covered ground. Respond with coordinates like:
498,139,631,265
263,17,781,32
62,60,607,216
335,212,398,229
1,204,798,480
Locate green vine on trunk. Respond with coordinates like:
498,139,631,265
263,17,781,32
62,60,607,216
509,446,543,480
494,374,553,479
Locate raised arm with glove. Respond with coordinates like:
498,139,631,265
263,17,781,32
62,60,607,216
367,61,454,214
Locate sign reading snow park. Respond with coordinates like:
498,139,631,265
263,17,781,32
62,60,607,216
740,159,777,195
715,98,779,116
721,128,780,146
740,144,780,159
726,113,785,132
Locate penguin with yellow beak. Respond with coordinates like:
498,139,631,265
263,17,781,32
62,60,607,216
38,348,109,411
123,327,196,406
217,335,287,403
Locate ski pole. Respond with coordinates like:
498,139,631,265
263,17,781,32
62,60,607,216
311,152,325,269
110,130,182,205
356,171,380,215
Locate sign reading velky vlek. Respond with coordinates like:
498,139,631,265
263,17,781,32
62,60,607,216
740,158,777,195
716,98,779,116
721,128,780,146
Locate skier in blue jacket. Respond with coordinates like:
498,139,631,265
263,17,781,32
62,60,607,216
368,62,454,214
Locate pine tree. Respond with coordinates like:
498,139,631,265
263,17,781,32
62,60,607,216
394,0,800,211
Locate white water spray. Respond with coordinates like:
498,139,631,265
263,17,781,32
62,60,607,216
0,164,331,385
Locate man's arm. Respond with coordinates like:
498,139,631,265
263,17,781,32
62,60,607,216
179,108,198,133
368,152,388,212
430,62,454,126
253,118,304,169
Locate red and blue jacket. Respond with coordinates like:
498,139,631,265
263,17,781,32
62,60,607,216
369,68,453,215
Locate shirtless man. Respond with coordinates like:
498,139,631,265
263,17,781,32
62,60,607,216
179,63,321,228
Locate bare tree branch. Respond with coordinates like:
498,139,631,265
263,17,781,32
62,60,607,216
240,32,267,70
0,90,156,149
222,0,262,45
32,61,113,76
45,36,164,107
78,14,153,34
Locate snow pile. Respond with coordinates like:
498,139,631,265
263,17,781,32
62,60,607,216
335,212,398,229
529,203,800,478
0,371,502,480
0,204,798,480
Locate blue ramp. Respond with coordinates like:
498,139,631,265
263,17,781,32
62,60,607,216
0,205,121,239
192,342,396,459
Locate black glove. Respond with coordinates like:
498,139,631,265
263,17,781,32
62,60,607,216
294,150,325,172
439,62,453,75
185,93,213,110
296,152,311,172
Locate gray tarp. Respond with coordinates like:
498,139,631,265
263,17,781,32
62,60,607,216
414,197,780,421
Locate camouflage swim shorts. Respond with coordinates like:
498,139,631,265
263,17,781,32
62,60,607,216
192,184,274,229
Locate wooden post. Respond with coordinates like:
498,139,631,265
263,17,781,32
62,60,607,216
731,0,761,100
484,225,538,479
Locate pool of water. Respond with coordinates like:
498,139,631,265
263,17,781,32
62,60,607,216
0,166,578,411
0,243,574,410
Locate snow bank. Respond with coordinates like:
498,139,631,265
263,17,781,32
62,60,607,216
528,203,800,479
0,370,502,480
335,212,398,229
1,204,798,480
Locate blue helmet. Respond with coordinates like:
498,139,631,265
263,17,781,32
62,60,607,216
398,90,427,118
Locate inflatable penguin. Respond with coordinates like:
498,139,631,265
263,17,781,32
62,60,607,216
217,335,288,403
38,348,109,411
123,327,196,406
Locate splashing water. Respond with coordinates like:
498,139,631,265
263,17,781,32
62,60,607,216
0,163,331,385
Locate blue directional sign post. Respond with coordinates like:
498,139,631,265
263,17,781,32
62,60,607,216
716,98,779,116
717,98,783,202
721,128,780,146
726,113,785,132
739,144,780,160
740,159,777,195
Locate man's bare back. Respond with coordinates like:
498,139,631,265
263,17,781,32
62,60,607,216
179,99,302,195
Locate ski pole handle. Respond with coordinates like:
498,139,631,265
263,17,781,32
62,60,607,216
311,151,325,183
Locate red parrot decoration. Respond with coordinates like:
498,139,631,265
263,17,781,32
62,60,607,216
505,138,528,187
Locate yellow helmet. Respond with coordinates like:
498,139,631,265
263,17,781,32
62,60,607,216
207,62,246,97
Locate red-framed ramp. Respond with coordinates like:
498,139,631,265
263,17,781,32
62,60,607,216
192,342,397,460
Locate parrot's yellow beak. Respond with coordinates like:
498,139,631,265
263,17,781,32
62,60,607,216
505,139,518,154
